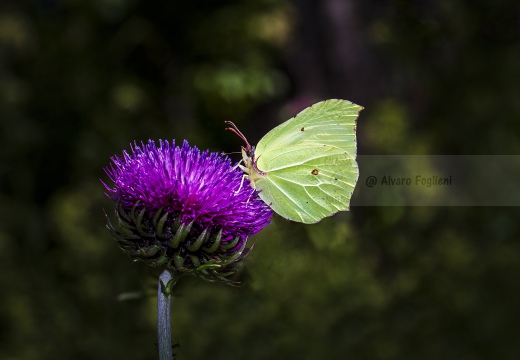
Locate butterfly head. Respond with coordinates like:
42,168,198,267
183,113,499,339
225,121,265,186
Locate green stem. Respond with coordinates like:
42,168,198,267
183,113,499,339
158,269,176,360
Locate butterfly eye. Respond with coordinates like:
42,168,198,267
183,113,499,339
311,169,319,175
301,127,305,131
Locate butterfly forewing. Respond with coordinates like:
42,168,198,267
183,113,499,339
254,99,360,160
251,99,362,223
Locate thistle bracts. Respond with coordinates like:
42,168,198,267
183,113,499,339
103,140,272,284
105,201,252,284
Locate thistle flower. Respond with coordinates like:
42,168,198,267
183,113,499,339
103,139,272,284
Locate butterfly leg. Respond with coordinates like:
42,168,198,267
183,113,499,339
232,160,243,170
235,174,249,195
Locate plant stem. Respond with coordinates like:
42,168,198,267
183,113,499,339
158,269,175,360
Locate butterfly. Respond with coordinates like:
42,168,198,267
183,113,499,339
226,99,362,224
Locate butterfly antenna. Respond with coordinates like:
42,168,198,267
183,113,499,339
225,121,252,154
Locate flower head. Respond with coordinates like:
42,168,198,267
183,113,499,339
103,139,272,284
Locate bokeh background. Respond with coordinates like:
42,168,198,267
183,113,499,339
2,0,520,359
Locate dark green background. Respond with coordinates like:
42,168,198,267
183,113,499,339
1,0,519,359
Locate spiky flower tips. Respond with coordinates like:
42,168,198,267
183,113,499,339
103,140,273,285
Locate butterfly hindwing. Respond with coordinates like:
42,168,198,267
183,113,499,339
251,99,362,223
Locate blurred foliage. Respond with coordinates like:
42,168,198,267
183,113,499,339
1,0,520,359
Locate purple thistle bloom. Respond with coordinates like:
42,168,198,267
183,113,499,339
103,139,272,283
